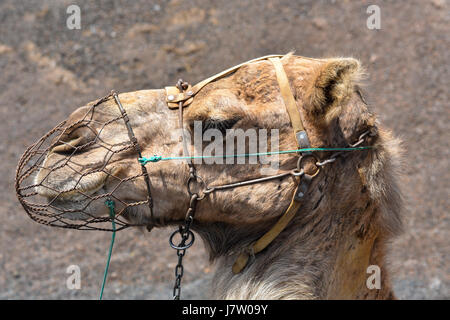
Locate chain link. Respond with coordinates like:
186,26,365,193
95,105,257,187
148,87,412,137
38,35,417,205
349,130,371,148
170,193,198,300
171,79,199,300
316,130,372,167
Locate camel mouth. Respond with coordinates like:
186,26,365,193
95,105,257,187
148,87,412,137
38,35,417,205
34,169,108,201
31,164,112,221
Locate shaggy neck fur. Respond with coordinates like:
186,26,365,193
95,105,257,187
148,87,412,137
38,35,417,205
194,130,402,300
196,198,395,300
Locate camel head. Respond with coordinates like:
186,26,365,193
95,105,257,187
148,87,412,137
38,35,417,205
29,55,403,297
33,54,402,230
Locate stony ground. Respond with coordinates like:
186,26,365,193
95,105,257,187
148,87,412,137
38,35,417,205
0,0,448,299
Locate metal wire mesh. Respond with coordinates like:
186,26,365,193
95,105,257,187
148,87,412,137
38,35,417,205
15,92,151,231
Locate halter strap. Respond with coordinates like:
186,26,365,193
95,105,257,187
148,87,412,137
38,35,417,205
165,54,284,109
269,57,310,149
232,57,309,273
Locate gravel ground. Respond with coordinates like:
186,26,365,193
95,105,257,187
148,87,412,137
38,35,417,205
0,0,448,299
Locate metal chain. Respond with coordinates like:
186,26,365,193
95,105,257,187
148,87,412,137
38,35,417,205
170,193,198,300
170,79,200,300
315,130,372,168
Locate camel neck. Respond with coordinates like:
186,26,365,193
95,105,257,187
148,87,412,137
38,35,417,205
198,203,394,299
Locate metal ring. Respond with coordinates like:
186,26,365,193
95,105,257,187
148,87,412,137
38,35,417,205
187,175,206,196
297,154,320,177
169,229,195,250
290,168,305,177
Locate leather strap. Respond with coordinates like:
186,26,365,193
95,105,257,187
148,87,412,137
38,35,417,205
165,54,284,109
269,57,310,149
232,58,309,274
232,198,302,274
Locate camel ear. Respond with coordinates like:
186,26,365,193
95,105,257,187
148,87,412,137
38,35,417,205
304,58,362,125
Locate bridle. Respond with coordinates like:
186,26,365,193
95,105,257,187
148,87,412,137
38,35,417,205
125,54,372,299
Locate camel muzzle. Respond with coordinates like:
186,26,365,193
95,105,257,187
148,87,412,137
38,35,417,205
15,91,153,232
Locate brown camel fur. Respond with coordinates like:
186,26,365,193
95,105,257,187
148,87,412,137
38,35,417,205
35,54,403,299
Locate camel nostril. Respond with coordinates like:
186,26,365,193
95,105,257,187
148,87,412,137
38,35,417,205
51,124,98,155
51,136,85,154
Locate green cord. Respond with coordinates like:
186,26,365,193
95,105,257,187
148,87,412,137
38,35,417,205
99,199,116,300
138,146,372,165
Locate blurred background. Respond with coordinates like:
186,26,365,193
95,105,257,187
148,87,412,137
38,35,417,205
0,0,448,299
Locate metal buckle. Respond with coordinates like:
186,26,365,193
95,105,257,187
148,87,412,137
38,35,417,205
294,154,320,201
295,130,310,149
294,174,312,201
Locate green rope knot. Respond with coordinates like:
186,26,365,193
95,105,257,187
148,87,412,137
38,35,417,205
139,155,162,165
104,199,115,211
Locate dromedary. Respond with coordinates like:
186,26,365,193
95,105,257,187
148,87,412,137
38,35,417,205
34,54,403,299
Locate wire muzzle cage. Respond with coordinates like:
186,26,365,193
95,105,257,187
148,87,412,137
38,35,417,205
15,92,151,231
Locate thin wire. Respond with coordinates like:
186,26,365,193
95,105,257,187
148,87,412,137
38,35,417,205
139,146,372,164
99,199,116,300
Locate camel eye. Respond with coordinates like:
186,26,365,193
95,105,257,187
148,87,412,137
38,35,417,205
203,118,240,135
